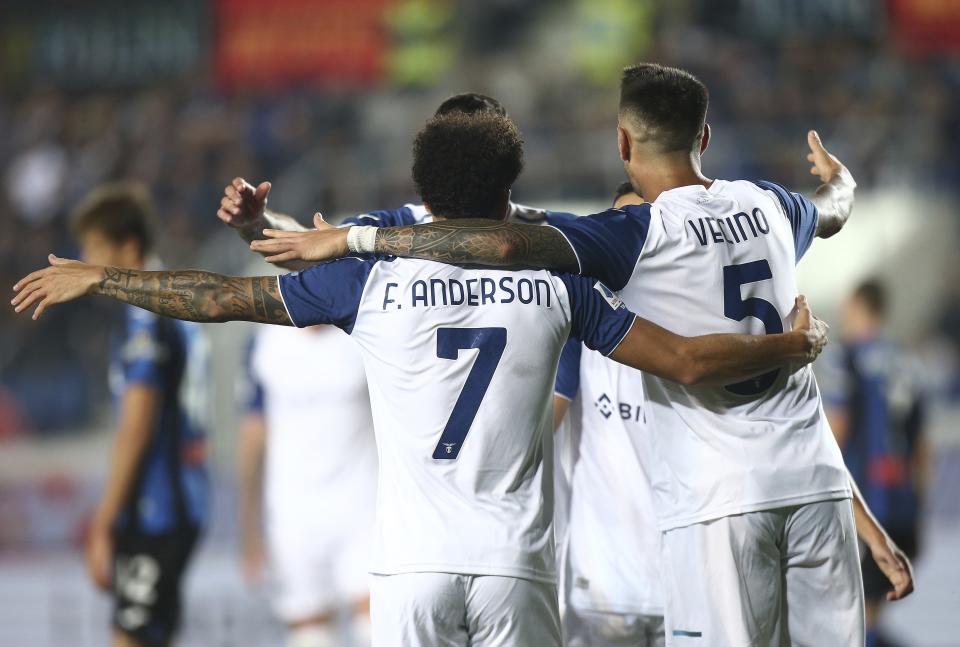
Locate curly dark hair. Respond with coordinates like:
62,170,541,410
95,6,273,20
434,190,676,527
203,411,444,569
434,92,507,118
412,113,524,220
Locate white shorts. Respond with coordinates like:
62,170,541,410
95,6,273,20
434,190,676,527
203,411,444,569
564,606,665,647
268,514,372,622
370,573,561,647
661,498,864,647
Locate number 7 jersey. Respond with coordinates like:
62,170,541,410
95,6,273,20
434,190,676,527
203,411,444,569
276,256,634,583
552,180,851,531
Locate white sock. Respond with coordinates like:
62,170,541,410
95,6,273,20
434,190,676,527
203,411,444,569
288,624,337,647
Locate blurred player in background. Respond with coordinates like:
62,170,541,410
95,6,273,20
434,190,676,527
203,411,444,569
237,325,375,647
824,279,929,647
553,183,666,647
12,112,829,647
70,185,209,647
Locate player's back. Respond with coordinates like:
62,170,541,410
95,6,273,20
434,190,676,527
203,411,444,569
616,180,849,529
278,255,631,583
560,344,663,616
247,325,376,521
354,258,568,583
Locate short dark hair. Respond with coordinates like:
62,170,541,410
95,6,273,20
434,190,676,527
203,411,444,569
619,63,709,153
434,93,507,118
412,113,523,220
70,183,155,255
852,278,887,318
613,181,639,205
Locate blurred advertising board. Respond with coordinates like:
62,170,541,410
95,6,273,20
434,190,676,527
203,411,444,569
0,1,207,90
214,0,394,90
889,0,960,53
693,0,885,41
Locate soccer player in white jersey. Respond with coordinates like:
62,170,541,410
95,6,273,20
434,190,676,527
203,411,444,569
215,91,579,575
553,184,666,647
238,325,376,647
262,64,916,646
14,112,829,647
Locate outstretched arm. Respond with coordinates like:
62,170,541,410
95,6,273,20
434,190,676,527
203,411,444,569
849,475,915,601
249,217,580,272
12,255,292,324
805,130,856,238
609,296,828,386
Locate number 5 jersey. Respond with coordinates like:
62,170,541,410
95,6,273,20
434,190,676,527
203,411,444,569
276,256,634,583
550,180,851,532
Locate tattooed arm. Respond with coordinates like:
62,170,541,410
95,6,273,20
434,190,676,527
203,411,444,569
249,218,581,272
12,254,291,324
374,219,580,271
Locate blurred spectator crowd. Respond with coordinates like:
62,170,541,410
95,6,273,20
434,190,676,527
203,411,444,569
1,0,959,435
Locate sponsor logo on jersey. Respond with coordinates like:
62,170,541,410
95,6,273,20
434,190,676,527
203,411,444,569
593,282,623,310
593,393,644,423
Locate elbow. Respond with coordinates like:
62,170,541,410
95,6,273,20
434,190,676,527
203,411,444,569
678,366,706,387
675,348,707,386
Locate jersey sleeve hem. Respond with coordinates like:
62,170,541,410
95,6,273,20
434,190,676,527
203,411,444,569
275,274,300,327
545,224,582,275
602,316,636,358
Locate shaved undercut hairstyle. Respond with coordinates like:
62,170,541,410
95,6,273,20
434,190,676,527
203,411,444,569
434,92,507,118
412,112,523,220
619,63,709,153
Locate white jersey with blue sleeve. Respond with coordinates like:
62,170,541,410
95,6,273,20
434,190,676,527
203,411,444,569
277,257,634,582
555,341,663,616
551,179,850,531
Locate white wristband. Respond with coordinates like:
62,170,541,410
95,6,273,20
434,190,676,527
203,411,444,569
347,226,378,254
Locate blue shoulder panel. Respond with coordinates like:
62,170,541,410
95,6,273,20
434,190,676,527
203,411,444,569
752,180,819,262
550,204,652,291
278,257,377,333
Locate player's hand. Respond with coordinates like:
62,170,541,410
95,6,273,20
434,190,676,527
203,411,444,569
868,534,915,601
806,130,844,184
249,214,350,264
85,524,113,591
792,295,829,363
218,177,272,232
11,255,101,320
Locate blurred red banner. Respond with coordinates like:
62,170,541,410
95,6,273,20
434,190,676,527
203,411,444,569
889,0,960,52
215,0,393,90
